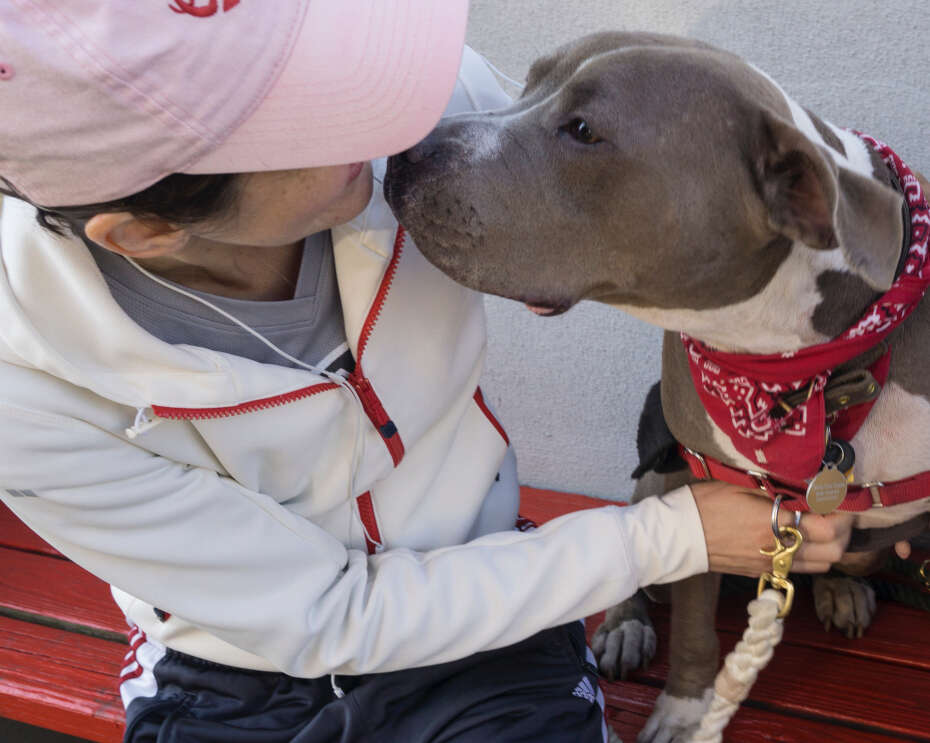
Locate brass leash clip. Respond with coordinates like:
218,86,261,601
758,526,803,619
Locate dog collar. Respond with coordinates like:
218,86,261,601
680,444,930,523
681,134,930,484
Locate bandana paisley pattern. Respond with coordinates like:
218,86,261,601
683,134,930,483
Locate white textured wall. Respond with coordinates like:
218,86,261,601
468,0,930,499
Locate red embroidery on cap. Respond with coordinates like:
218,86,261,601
0,64,14,81
169,0,240,17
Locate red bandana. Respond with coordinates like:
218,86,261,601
683,135,930,483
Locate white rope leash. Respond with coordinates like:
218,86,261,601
690,588,786,743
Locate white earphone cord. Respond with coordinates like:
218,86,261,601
124,257,366,499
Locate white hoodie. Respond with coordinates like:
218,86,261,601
0,48,708,677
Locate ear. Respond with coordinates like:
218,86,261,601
756,110,904,291
84,212,190,259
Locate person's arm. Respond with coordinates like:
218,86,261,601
0,396,706,676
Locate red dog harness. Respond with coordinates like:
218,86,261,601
681,134,930,513
680,447,930,512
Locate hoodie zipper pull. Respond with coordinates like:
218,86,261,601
126,407,163,439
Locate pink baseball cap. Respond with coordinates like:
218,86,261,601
0,0,469,207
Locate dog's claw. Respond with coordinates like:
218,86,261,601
813,574,877,639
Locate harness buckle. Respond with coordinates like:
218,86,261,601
861,482,886,508
683,447,711,479
746,469,773,495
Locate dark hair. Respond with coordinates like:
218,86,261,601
0,172,240,238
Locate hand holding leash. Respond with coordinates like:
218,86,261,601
690,481,852,577
692,507,806,741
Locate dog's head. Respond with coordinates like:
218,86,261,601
385,32,904,350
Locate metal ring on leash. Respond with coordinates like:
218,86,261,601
771,494,803,541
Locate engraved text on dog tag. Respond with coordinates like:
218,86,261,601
805,464,848,515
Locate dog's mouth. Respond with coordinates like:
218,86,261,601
523,300,571,317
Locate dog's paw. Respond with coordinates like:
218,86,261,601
636,689,712,743
813,574,877,639
591,615,657,682
591,593,656,681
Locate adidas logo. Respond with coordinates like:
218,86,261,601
572,676,597,704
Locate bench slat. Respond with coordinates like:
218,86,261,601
0,502,62,557
715,589,930,672
519,487,621,520
0,615,125,743
0,546,126,636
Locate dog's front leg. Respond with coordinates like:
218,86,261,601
638,572,721,743
592,471,669,681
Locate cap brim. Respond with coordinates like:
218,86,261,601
185,0,469,174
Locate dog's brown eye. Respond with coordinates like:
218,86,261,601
563,118,600,144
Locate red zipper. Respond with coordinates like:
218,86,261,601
347,226,407,467
356,491,384,555
152,382,339,420
355,226,406,361
344,227,409,551
350,373,405,465
150,227,407,470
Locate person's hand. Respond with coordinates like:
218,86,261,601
689,480,853,577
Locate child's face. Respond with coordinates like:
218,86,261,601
200,161,374,246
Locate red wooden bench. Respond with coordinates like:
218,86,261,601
2,490,928,742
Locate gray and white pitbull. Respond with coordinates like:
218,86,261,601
384,32,930,743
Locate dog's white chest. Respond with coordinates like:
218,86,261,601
850,381,930,527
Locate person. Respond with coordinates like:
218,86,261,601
0,2,852,741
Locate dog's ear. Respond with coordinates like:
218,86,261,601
756,110,904,291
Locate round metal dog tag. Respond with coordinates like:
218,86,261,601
805,465,848,515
